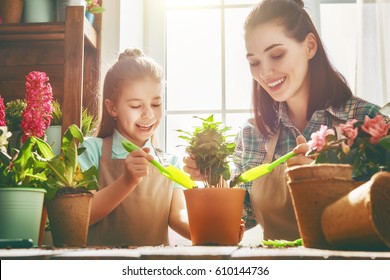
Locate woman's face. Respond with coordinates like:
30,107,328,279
105,77,163,147
245,21,316,104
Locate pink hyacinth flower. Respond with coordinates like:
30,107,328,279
21,71,53,143
0,95,6,127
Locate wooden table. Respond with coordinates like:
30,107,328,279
1,246,390,260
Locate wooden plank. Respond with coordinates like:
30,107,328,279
231,246,390,260
0,48,64,66
0,33,65,41
62,6,85,131
0,23,64,33
84,17,97,48
0,65,64,81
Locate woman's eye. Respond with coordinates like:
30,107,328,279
248,61,260,67
152,103,162,107
271,53,284,60
130,105,141,109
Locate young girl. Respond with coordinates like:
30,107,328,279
184,0,388,241
78,49,191,246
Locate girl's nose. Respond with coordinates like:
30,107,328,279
142,106,154,119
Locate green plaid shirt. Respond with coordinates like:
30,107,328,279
233,96,384,229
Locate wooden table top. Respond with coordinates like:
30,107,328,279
1,245,390,260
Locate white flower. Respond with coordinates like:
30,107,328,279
0,126,12,153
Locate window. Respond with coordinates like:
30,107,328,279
140,0,361,155
164,1,257,156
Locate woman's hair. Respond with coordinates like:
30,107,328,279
97,49,164,138
244,0,352,135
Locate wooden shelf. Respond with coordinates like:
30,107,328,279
0,6,101,133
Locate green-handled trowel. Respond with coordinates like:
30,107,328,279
230,151,296,187
122,140,196,189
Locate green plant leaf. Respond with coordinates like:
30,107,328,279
379,136,390,152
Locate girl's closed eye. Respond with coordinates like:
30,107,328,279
152,103,162,108
130,104,141,109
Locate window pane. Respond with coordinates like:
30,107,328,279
226,112,252,137
166,9,222,111
224,0,259,5
165,0,221,8
320,3,357,93
225,7,253,110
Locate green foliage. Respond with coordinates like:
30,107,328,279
177,115,236,187
45,124,98,199
81,107,98,136
0,136,54,188
49,100,97,136
51,100,62,126
5,99,26,132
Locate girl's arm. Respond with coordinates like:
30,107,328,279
89,148,153,225
168,189,191,240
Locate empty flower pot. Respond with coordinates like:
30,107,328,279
286,164,362,249
322,171,390,250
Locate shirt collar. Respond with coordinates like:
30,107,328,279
277,101,349,127
112,129,154,157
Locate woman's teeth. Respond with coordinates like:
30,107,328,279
268,77,286,88
136,124,153,129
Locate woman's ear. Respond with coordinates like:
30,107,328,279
305,33,318,60
104,99,117,118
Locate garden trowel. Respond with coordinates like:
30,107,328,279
230,151,296,187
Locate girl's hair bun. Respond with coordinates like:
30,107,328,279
118,48,144,61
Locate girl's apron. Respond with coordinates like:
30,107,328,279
249,128,300,240
88,136,173,246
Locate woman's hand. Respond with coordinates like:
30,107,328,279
124,147,154,185
182,155,205,181
287,135,314,167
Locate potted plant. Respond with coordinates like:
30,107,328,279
4,99,26,151
84,0,105,25
0,71,55,247
0,127,54,247
286,115,390,249
178,115,245,245
44,124,98,247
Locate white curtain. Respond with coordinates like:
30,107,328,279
356,0,390,106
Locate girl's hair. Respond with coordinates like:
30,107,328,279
244,0,352,135
97,49,164,138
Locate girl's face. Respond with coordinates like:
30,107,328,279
245,21,317,105
106,77,163,147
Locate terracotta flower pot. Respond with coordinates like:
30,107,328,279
184,187,245,246
286,164,362,249
0,0,24,23
322,171,390,250
45,192,93,247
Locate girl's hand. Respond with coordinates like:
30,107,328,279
287,135,314,167
124,147,154,185
182,155,205,181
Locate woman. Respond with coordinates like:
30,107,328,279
184,0,384,240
